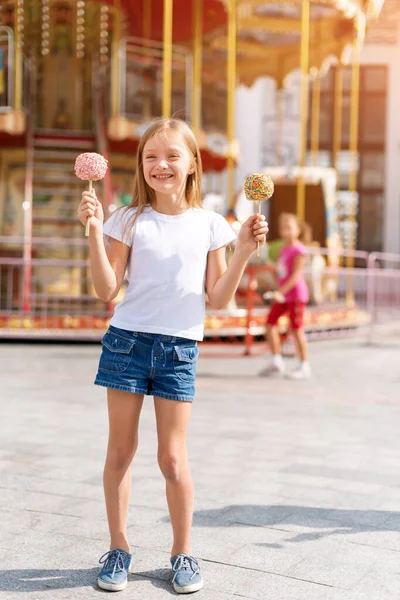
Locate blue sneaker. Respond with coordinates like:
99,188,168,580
170,553,203,594
98,548,132,591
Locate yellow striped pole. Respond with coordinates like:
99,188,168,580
332,66,343,172
227,0,237,209
111,0,121,116
192,0,203,135
310,74,320,166
296,0,310,221
143,0,152,119
162,0,173,118
346,37,361,306
14,3,22,111
276,88,283,165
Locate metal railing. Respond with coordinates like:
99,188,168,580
21,57,35,313
0,256,111,330
367,252,400,343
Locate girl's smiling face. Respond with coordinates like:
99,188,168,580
142,132,194,197
279,216,300,244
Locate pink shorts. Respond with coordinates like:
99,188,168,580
266,301,306,330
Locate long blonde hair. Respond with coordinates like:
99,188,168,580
118,118,203,240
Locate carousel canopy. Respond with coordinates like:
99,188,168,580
200,0,383,88
94,0,228,42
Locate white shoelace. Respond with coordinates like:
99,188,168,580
172,554,200,583
99,549,129,579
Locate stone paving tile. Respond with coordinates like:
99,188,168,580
193,503,294,529
1,508,82,537
282,464,400,487
0,461,51,477
238,570,333,600
344,568,400,598
0,489,105,521
323,507,396,529
286,542,374,589
344,530,400,552
0,535,103,598
0,473,103,502
325,489,387,511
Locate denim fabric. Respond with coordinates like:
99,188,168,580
97,549,132,591
94,326,198,402
170,553,203,593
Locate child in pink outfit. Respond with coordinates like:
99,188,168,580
261,213,311,379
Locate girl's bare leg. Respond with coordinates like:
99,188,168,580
103,389,144,552
267,324,281,355
154,397,193,556
291,328,308,362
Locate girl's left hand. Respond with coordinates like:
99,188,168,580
272,291,285,303
236,215,269,255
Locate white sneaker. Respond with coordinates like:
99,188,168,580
286,364,312,380
259,361,285,376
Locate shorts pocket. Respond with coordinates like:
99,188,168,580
99,331,135,373
173,345,199,381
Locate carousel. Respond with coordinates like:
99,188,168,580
0,0,382,340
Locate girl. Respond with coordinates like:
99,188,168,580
77,118,268,594
260,212,311,380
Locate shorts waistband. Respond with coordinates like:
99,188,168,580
109,325,193,345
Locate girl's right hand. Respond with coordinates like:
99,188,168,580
77,191,104,232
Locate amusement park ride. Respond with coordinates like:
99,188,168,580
0,0,383,340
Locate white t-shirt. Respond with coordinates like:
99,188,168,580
103,206,237,341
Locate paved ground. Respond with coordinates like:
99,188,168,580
1,334,400,600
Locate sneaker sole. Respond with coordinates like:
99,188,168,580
259,370,285,377
97,578,128,592
97,559,131,592
173,579,204,594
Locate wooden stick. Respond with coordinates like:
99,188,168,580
256,199,261,259
85,180,93,237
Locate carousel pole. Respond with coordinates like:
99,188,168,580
346,29,362,306
143,0,152,119
297,0,310,221
14,0,31,314
162,0,173,117
111,0,121,117
330,65,342,301
227,0,237,209
192,0,203,135
310,74,320,166
14,3,22,112
332,65,343,172
275,87,283,166
310,23,321,168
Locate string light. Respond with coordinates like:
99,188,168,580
99,4,109,64
76,0,86,59
41,0,49,55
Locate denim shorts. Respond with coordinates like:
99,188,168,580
94,326,199,402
